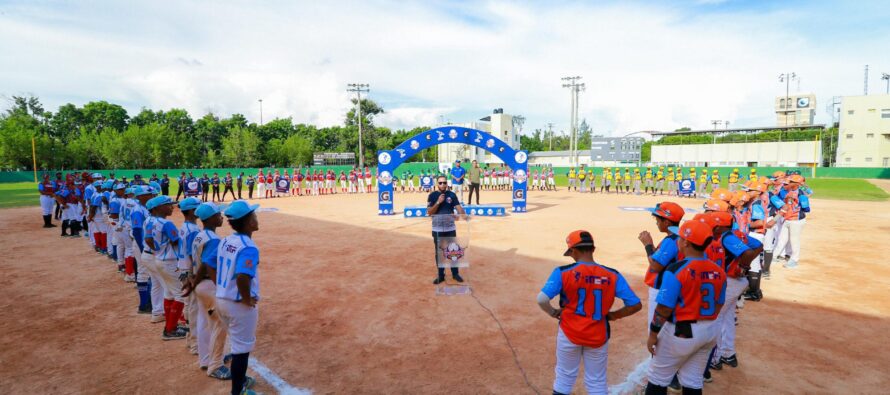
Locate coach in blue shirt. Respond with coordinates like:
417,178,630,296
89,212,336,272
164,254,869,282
451,160,466,202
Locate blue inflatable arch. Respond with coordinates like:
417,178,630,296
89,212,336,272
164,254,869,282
375,126,529,215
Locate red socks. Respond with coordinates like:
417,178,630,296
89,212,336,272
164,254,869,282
124,257,135,275
165,300,184,332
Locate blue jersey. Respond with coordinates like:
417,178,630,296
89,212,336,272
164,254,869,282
216,233,260,301
151,218,181,261
451,166,466,185
142,216,157,253
646,234,680,288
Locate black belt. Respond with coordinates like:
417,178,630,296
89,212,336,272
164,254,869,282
674,320,697,338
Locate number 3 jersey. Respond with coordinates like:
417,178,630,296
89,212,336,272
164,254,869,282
541,261,641,348
216,233,260,302
656,257,726,322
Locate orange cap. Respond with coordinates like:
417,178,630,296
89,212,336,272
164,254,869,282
692,213,716,227
730,191,750,207
758,176,770,184
647,202,685,223
706,211,733,228
711,188,732,202
703,199,730,212
772,171,786,178
669,220,713,247
789,174,805,184
564,230,595,256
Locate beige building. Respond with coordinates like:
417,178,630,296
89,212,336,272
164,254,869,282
652,140,822,167
836,95,890,167
776,93,816,126
437,110,519,165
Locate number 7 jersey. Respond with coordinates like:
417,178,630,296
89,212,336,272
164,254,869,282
541,261,641,348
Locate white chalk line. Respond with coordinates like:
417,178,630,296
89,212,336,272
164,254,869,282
249,357,312,395
609,358,649,395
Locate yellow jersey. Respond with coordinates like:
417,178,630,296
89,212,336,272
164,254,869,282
711,174,720,183
666,170,674,181
645,170,653,180
578,169,586,180
729,173,739,183
634,172,642,180
605,171,613,180
568,170,576,179
615,171,622,182
699,174,707,183
749,174,757,181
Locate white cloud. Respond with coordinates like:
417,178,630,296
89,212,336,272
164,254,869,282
0,0,888,136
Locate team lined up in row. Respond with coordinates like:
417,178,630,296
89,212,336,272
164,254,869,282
39,172,263,395
566,166,768,196
534,171,811,394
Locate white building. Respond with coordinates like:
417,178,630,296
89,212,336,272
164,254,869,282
836,95,890,167
650,126,823,167
437,109,519,165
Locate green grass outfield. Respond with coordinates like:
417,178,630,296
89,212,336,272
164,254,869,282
1,177,886,209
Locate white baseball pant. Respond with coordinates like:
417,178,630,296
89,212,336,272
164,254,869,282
647,320,719,390
647,287,658,337
748,232,764,272
216,298,258,354
553,327,608,395
713,277,748,362
141,251,165,317
156,258,184,302
40,195,54,215
196,280,227,373
774,218,804,263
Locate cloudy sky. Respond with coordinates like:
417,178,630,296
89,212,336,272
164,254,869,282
1,0,889,136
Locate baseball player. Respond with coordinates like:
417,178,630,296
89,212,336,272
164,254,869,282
144,195,187,340
646,219,726,394
698,170,708,195
178,197,203,353
364,166,373,193
567,167,576,191
710,170,720,193
633,168,642,195
654,167,664,196
613,169,622,194
222,172,235,202
772,175,810,269
128,186,154,315
106,183,127,266
38,173,58,228
538,230,642,395
185,202,231,379
644,167,654,194
639,201,685,329
217,200,262,395
264,172,274,199
87,181,108,254
256,170,265,199
603,167,612,193
748,168,758,182
727,169,739,192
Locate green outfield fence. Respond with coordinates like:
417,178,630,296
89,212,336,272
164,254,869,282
1,164,888,183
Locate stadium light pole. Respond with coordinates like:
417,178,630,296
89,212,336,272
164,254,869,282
882,73,890,94
258,99,263,125
562,76,584,166
778,72,797,128
347,83,370,168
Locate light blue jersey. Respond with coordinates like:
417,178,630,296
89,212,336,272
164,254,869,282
216,233,260,302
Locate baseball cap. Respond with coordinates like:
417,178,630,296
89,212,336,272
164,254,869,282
646,202,684,223
125,187,134,195
102,180,114,189
703,199,730,212
771,171,786,179
146,195,174,210
92,181,102,188
706,211,733,228
668,220,713,247
92,172,103,179
179,197,202,211
788,174,805,184
730,191,750,207
196,202,224,221
150,181,161,192
224,200,259,220
711,188,732,202
134,186,153,196
114,182,127,190
563,230,595,256
751,168,757,173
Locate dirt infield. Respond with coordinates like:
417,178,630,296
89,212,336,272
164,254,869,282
2,189,889,394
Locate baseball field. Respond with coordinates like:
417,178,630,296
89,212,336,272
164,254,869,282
2,186,889,394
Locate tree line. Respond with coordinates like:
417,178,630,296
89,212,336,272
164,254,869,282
0,96,438,170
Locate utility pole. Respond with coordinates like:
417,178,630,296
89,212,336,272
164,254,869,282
347,83,370,168
546,123,554,151
562,76,584,165
258,99,264,125
710,120,722,145
882,73,890,94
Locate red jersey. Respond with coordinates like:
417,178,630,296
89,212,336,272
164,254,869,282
364,170,371,178
265,175,273,183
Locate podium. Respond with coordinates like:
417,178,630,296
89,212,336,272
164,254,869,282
430,214,471,295
404,204,506,218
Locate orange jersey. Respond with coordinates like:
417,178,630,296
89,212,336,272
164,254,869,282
541,261,640,348
656,257,726,322
645,234,681,288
